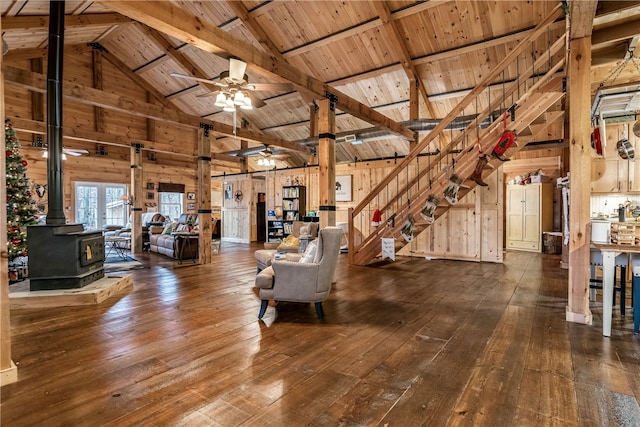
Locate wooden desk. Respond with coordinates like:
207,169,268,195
591,242,640,336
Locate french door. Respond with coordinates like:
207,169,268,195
75,182,128,231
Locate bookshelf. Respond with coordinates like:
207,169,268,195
282,185,306,237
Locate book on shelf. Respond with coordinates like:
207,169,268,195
283,187,299,198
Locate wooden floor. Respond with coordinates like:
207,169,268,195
2,243,639,426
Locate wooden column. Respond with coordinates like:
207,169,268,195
566,35,592,325
197,127,212,264
1,23,18,386
130,143,144,254
318,98,336,227
92,50,105,133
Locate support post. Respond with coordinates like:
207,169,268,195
566,35,593,325
318,98,336,227
130,143,144,253
1,16,18,387
197,126,212,264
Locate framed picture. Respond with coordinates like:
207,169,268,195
335,175,352,202
146,192,154,200
146,182,155,190
187,203,195,211
187,192,196,200
224,183,233,200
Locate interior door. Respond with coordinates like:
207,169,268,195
75,182,127,230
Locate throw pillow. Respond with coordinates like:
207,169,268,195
162,223,176,235
299,239,318,263
175,224,189,232
281,234,299,247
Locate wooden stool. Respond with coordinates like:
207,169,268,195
590,249,627,317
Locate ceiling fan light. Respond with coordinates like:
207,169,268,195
233,91,245,105
269,159,275,166
214,93,227,107
223,98,236,112
257,158,264,166
240,96,253,110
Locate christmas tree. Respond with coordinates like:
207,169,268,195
5,118,39,262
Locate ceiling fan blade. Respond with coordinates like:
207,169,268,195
245,82,294,92
170,72,227,88
63,149,83,156
229,58,247,81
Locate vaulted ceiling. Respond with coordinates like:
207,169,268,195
3,1,640,171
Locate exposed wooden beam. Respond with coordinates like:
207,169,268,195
374,1,436,119
591,17,640,47
591,43,631,66
569,0,598,39
3,65,312,154
2,48,47,62
224,0,316,105
595,1,640,22
0,13,131,31
101,1,415,141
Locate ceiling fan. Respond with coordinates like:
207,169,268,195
31,138,89,158
256,146,289,166
170,58,294,110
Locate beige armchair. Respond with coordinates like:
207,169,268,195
255,227,342,320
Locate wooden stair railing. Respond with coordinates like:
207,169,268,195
348,4,567,266
350,77,565,265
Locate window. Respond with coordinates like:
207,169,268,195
160,192,183,222
75,182,128,230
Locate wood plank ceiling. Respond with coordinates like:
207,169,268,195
2,1,640,171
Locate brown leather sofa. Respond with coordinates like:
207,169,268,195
149,213,199,260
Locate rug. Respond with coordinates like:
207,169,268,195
103,255,144,273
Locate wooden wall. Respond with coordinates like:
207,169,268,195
265,159,505,263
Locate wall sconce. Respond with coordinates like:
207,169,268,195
147,151,157,161
121,194,134,205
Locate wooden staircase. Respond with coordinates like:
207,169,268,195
348,4,567,266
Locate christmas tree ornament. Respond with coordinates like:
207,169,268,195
443,174,464,205
420,194,440,224
469,154,490,187
400,214,415,243
492,111,517,161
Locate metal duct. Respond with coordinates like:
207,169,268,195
221,112,498,157
46,0,66,225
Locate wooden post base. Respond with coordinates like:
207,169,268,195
0,360,18,387
566,307,593,325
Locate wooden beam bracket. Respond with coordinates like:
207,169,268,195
324,91,338,110
200,122,214,137
131,142,144,153
87,42,108,53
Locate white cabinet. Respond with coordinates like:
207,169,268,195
506,183,554,252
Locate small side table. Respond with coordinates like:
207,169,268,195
172,232,199,264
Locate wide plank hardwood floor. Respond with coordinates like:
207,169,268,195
2,243,639,426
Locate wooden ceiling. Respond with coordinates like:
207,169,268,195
3,1,640,171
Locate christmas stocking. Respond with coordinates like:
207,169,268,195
443,174,464,205
492,130,516,161
400,214,415,243
420,194,440,224
469,154,489,187
492,110,517,161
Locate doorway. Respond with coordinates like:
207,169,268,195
75,182,128,230
257,192,266,242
